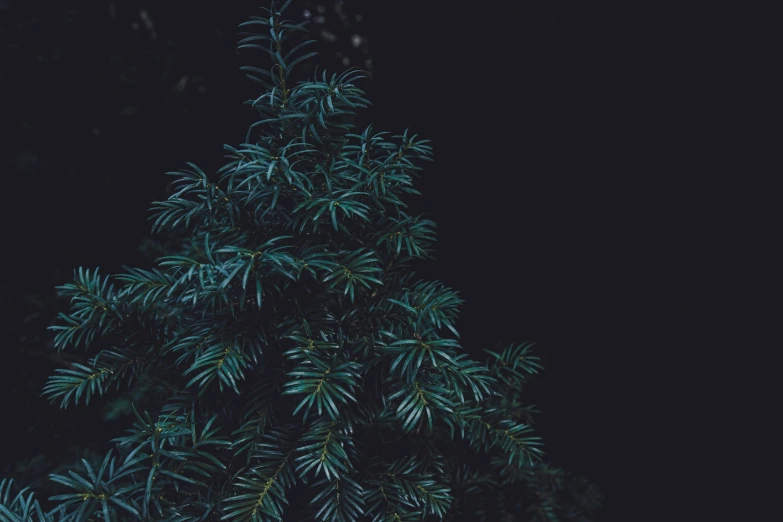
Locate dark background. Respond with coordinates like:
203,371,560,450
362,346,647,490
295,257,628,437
0,1,768,521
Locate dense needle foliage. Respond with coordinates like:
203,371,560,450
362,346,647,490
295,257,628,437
0,2,601,521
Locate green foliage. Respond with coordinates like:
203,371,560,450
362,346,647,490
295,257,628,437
2,1,601,521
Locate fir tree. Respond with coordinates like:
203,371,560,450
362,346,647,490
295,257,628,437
1,2,602,521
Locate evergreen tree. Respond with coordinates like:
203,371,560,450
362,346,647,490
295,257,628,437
1,2,602,520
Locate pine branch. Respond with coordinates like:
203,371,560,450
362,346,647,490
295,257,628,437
6,2,602,521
